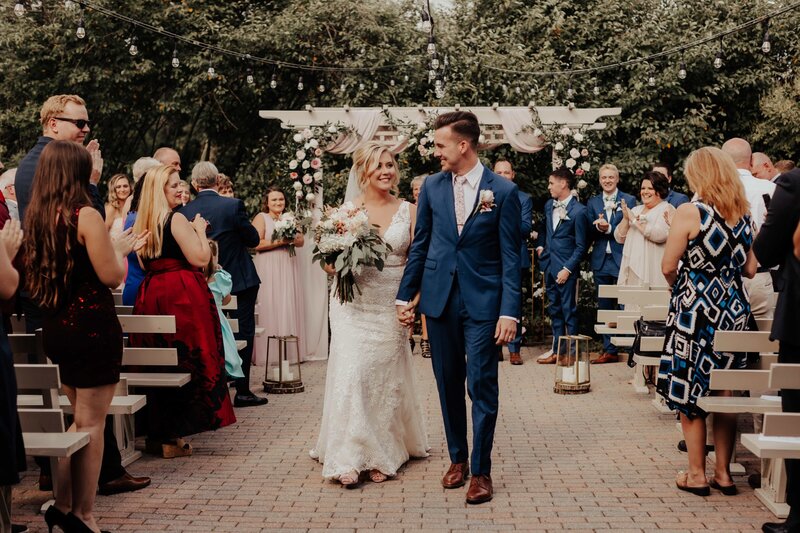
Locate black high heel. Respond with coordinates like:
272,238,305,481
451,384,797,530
44,505,67,533
64,512,111,533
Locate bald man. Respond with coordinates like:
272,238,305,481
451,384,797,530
721,138,776,322
752,152,781,183
153,147,182,175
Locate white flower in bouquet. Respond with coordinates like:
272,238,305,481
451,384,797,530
554,141,564,151
292,181,303,191
569,148,581,159
313,171,323,182
301,160,310,169
309,138,319,149
296,150,306,161
560,126,572,136
577,179,588,190
581,161,591,171
303,174,313,184
302,128,313,139
292,133,303,143
289,160,298,170
566,158,577,169
272,212,299,256
573,132,584,142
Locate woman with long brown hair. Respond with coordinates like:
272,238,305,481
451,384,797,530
657,146,757,497
24,140,146,533
131,165,235,459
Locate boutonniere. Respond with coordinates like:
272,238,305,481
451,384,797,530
603,199,619,212
477,189,496,214
553,200,570,221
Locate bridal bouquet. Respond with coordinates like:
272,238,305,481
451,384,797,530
312,202,392,303
271,212,299,257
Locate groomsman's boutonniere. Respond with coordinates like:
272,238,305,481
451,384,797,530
553,200,570,221
478,190,496,213
603,198,619,212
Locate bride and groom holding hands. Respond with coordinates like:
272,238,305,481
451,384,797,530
311,111,522,504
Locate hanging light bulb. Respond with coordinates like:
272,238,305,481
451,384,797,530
339,82,347,93
762,31,771,53
431,52,440,70
420,10,432,33
648,73,656,87
567,82,574,98
297,76,304,91
389,78,395,87
548,86,555,98
246,69,255,85
428,69,436,81
14,3,25,17
515,86,521,95
593,82,600,96
171,48,180,68
714,41,724,69
318,83,325,92
434,76,445,99
207,65,216,79
76,17,86,39
614,83,622,94
359,82,365,91
128,36,138,56
403,74,409,82
678,61,687,80
372,81,378,90
427,35,436,55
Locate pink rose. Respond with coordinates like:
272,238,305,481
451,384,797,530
576,168,585,176
310,158,322,169
314,148,323,157
303,174,313,184
290,172,299,180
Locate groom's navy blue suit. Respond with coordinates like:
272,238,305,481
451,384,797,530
397,166,521,476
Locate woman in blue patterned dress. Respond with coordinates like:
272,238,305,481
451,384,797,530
657,146,757,497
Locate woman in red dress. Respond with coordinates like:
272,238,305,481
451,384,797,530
131,165,235,458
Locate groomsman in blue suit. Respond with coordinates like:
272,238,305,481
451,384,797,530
586,164,637,364
652,162,689,208
493,159,533,365
535,168,588,364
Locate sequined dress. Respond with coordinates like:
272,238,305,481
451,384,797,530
43,207,122,388
310,201,429,479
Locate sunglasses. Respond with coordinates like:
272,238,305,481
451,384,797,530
53,117,92,130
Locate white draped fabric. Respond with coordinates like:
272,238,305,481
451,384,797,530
496,109,548,154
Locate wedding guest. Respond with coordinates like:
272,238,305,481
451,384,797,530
775,160,796,173
153,146,182,174
104,173,131,235
652,162,689,208
205,240,244,380
0,169,18,221
614,171,675,288
181,162,266,407
0,219,24,533
752,152,782,182
722,138,775,319
657,146,757,498
535,168,588,364
494,159,532,365
122,158,161,306
218,174,234,198
753,167,800,533
410,174,431,358
132,164,236,457
178,181,191,206
251,186,307,365
25,140,146,533
586,164,637,364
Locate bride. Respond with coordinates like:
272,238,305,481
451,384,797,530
310,141,429,488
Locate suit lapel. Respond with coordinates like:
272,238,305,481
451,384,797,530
459,168,493,240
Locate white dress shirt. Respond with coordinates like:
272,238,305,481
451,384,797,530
737,169,775,232
453,161,484,222
552,194,573,231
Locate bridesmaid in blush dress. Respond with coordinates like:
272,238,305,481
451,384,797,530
252,186,307,365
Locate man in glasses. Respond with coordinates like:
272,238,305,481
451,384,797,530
16,94,104,222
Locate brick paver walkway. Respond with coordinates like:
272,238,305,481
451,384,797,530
12,346,774,532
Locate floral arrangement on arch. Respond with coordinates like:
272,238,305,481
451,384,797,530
286,122,352,214
529,122,595,198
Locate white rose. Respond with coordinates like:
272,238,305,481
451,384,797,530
573,132,584,142
303,143,310,150
566,158,576,169
305,193,315,202
289,160,298,170
328,125,338,134
296,190,304,198
309,139,319,149
296,150,306,161
313,171,323,181
480,190,495,203
478,134,486,144
569,148,580,159
292,133,303,143
577,179,588,189
581,162,591,171
419,137,428,146
560,127,571,136
301,160,310,169
554,142,564,151
292,181,303,191
302,128,313,139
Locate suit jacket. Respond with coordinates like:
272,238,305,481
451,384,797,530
180,190,260,293
537,196,588,277
397,167,522,321
518,190,533,269
665,189,690,209
585,190,637,273
753,168,800,344
16,136,104,224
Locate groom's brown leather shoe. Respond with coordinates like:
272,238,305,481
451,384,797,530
442,462,469,488
466,474,493,504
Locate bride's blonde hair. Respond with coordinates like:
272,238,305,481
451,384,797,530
352,142,400,194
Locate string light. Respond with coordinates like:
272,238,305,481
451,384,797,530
317,82,325,92
389,78,395,87
713,40,724,69
427,35,436,55
372,81,378,90
339,82,346,93
593,79,600,96
358,82,365,91
207,64,216,79
14,3,25,17
246,68,255,85
567,81,574,98
128,35,138,56
648,72,656,87
761,20,771,53
403,75,409,82
548,85,555,98
76,16,86,39
431,52,440,70
678,61,687,80
297,75,304,91
614,83,623,94
171,47,180,68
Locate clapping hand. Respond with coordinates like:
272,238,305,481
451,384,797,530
0,219,23,260
594,212,610,232
86,140,103,185
620,199,632,223
112,228,150,256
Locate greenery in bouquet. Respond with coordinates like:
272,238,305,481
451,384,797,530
312,202,393,303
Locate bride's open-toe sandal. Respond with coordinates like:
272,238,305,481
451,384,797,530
339,471,360,489
369,470,389,483
675,471,710,496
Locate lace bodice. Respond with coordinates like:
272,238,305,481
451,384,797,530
379,201,412,267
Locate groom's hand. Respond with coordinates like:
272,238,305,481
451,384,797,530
396,303,416,328
495,317,517,345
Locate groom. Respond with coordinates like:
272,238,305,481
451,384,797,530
396,111,522,504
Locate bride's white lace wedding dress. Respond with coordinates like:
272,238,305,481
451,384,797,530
310,201,429,480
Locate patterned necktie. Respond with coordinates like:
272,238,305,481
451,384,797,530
454,175,467,234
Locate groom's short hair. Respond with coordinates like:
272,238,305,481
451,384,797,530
434,111,480,149
550,168,574,189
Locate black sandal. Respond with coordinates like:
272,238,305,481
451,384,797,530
709,478,737,496
675,471,710,496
